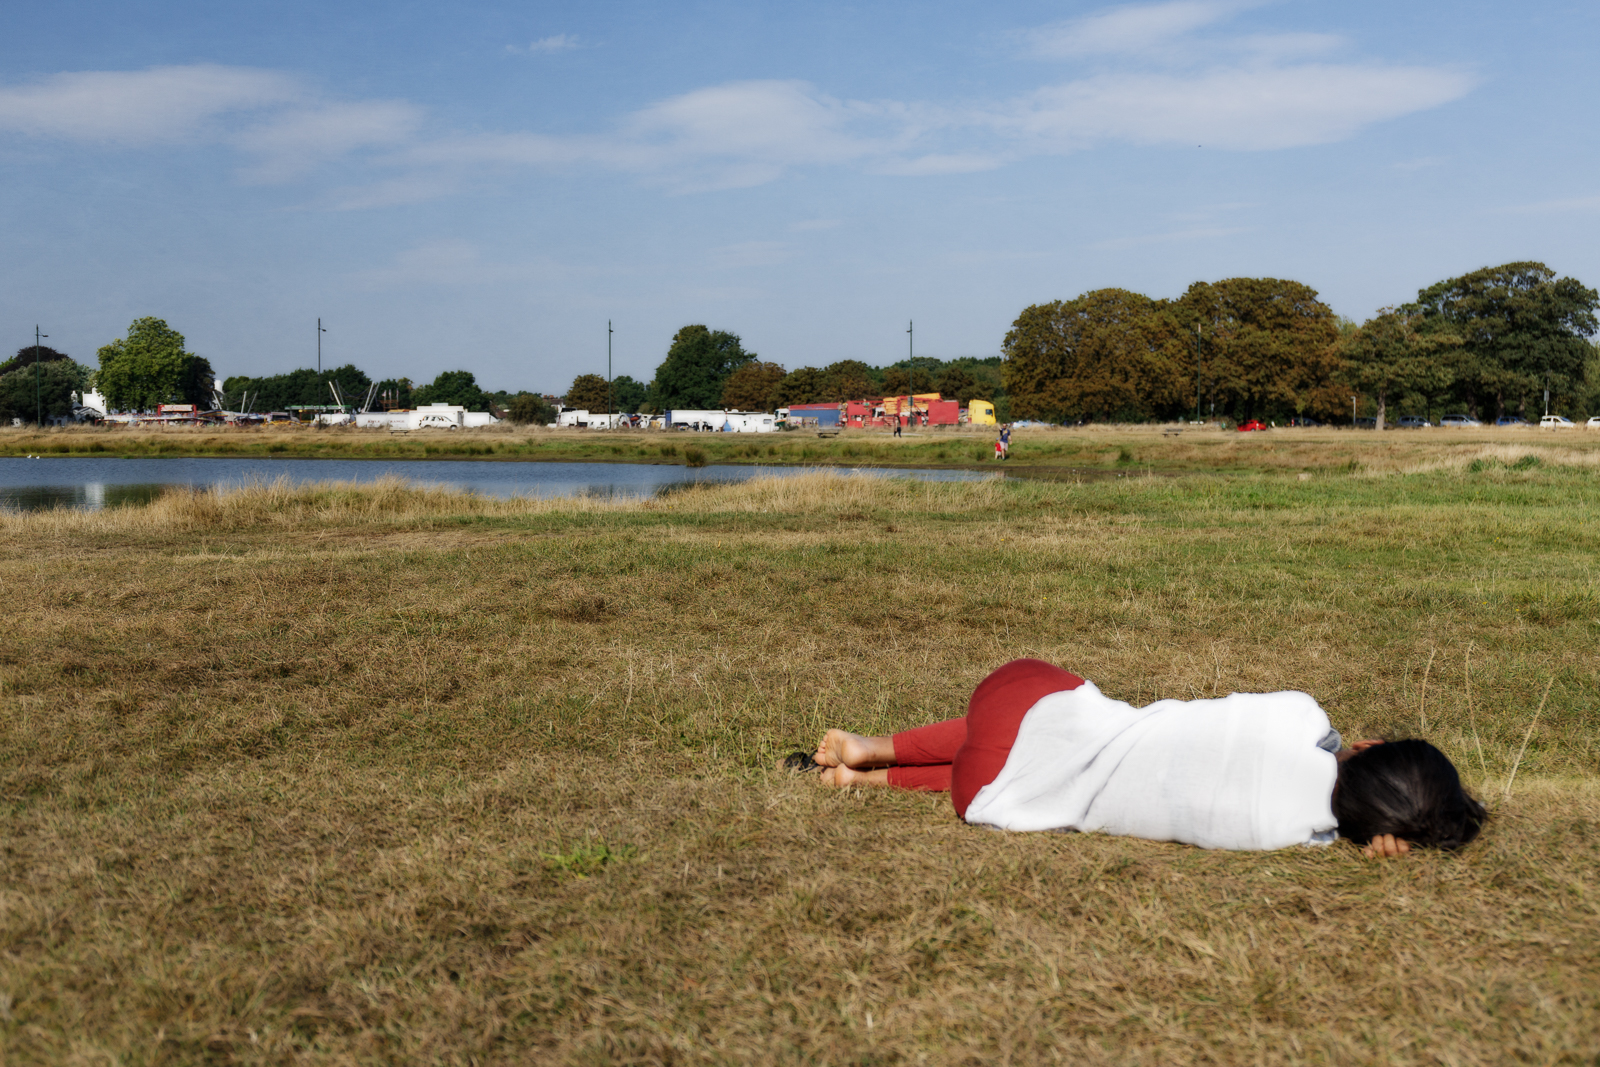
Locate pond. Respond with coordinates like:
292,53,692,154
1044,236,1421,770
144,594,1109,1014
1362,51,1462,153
0,457,996,512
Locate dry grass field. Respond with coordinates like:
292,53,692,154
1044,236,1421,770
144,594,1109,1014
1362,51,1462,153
1,457,1597,1064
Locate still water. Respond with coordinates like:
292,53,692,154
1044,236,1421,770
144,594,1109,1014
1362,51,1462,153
0,456,994,512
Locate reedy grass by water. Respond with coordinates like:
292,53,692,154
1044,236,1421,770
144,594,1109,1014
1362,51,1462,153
1,467,1597,1064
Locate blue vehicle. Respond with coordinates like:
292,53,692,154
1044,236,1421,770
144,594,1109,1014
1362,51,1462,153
1495,416,1530,428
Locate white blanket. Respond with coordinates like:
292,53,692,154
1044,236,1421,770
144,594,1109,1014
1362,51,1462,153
962,681,1339,850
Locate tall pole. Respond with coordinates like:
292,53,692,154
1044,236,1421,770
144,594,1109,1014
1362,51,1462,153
906,319,913,428
318,318,326,376
35,323,47,428
607,320,613,427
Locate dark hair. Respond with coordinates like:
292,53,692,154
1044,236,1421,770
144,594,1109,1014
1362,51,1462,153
1332,739,1487,850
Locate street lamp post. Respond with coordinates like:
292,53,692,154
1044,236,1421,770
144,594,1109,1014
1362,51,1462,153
906,320,914,430
607,320,613,429
1351,396,1357,426
35,325,47,426
318,318,326,377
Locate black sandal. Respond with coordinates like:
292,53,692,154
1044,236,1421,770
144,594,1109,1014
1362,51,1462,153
782,751,821,772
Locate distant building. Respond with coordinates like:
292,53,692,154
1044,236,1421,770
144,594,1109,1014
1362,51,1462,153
662,409,776,432
353,403,499,430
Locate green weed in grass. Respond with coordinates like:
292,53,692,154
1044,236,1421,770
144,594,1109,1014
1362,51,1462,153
542,840,639,877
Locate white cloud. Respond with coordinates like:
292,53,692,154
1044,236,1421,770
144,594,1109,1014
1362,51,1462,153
0,64,425,184
1002,64,1473,151
872,152,1005,176
398,80,901,192
1235,32,1345,62
621,80,887,175
1026,1,1257,58
234,100,423,181
508,34,581,55
0,64,299,142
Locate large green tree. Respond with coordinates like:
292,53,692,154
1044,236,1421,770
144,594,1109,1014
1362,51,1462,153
651,325,755,409
880,356,944,398
412,370,489,410
0,359,90,424
772,366,828,406
1178,278,1344,423
1404,262,1598,419
1341,310,1462,429
933,364,990,404
97,317,214,411
821,360,875,401
1002,289,1190,422
1,345,73,378
564,373,612,412
1580,341,1600,417
508,393,556,425
721,361,786,410
610,375,648,413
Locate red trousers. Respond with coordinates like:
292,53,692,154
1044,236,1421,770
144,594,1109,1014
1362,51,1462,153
887,659,1084,819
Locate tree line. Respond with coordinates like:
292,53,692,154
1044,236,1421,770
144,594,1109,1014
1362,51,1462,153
1000,263,1599,426
2,315,568,426
15,263,1595,429
565,263,1596,427
564,324,1010,418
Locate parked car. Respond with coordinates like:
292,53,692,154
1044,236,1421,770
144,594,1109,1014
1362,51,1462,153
1396,415,1432,428
1496,416,1530,428
1589,416,1600,429
1285,416,1320,427
1237,419,1267,432
1440,414,1481,428
1354,417,1377,429
1539,415,1575,429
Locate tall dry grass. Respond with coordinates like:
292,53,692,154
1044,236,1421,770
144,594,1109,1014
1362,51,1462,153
1,469,1596,1064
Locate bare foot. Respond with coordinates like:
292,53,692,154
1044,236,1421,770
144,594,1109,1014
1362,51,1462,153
819,764,890,789
813,729,894,769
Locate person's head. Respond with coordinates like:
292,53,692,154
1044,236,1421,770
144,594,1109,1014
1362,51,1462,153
1332,739,1487,850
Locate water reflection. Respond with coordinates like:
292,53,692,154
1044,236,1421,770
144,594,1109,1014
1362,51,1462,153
0,457,994,512
1,482,168,511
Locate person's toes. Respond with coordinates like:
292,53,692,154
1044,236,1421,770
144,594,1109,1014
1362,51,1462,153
812,729,847,768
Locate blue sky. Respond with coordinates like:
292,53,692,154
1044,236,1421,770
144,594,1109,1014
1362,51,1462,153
2,0,1596,394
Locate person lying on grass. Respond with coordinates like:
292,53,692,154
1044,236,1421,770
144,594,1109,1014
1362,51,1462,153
791,659,1486,859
